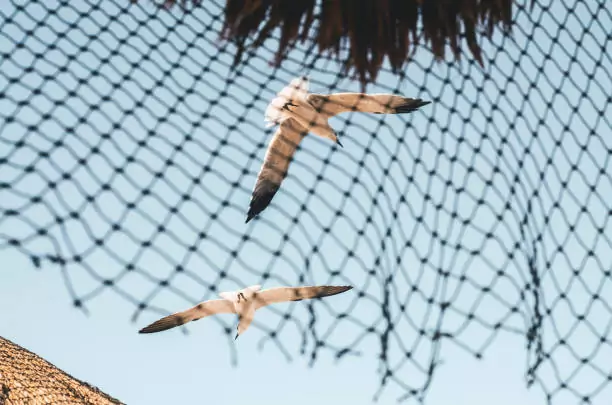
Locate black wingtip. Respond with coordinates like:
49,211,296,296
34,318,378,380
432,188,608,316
321,285,354,298
245,207,261,224
139,324,163,334
246,180,280,225
395,99,432,114
138,315,183,334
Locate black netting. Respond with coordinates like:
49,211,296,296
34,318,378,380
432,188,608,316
1,0,611,403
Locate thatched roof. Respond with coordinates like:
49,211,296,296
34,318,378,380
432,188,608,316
152,0,514,86
0,336,123,405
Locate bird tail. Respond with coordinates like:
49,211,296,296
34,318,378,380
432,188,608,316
219,291,237,301
277,76,309,100
264,76,309,126
264,96,294,127
245,284,262,293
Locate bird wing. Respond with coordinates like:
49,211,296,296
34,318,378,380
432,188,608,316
246,118,307,223
138,299,236,334
254,285,353,309
307,93,431,116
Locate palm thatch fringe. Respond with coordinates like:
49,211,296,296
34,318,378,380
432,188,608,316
0,336,123,405
144,0,516,86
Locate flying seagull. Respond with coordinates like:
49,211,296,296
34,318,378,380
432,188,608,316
139,284,353,340
246,76,431,223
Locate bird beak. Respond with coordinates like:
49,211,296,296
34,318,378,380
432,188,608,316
336,138,344,148
234,333,239,341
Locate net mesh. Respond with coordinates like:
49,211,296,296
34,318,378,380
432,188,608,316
1,0,611,403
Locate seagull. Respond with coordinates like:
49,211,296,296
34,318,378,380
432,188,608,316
139,284,353,340
246,76,431,223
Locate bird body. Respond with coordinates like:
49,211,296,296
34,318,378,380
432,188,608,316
286,101,337,142
219,284,261,337
264,77,338,142
139,284,353,339
248,76,431,223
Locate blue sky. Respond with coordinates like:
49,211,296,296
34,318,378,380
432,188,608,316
1,0,611,404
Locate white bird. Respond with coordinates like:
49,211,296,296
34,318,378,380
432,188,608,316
247,76,431,222
139,284,353,340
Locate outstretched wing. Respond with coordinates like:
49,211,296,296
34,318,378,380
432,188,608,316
307,93,430,116
254,285,353,309
246,118,307,223
139,299,236,334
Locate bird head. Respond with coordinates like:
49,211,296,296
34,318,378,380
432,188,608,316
331,131,343,148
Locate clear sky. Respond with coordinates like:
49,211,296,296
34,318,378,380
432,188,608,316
1,1,611,405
